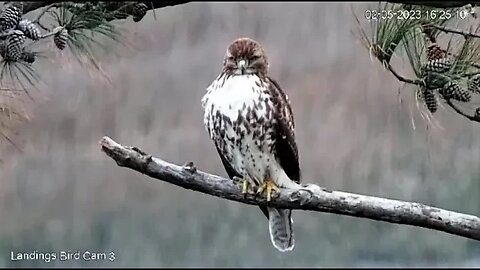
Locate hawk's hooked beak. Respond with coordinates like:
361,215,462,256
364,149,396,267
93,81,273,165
237,59,248,71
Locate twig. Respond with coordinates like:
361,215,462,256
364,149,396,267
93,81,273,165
0,131,22,153
31,3,58,24
445,99,480,122
100,136,480,242
0,26,65,40
36,21,49,32
383,61,423,85
428,24,480,39
39,26,64,39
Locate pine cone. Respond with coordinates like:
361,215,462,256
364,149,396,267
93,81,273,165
4,30,26,62
424,73,449,90
441,81,471,102
424,58,453,73
21,50,35,64
0,40,6,59
17,19,41,40
468,75,480,94
426,43,447,61
422,88,438,113
0,5,22,32
53,28,68,50
132,3,148,22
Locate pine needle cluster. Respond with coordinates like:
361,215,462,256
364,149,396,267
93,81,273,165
354,3,480,120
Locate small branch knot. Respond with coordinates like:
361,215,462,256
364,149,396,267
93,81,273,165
290,189,314,206
182,161,197,174
131,146,147,156
302,183,332,193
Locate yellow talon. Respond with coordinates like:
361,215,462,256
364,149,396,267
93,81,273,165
242,179,249,194
233,176,253,195
257,179,280,202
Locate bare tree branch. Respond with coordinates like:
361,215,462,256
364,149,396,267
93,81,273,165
100,136,480,242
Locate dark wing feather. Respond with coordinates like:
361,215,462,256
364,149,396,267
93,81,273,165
268,76,301,183
214,145,240,180
214,145,270,219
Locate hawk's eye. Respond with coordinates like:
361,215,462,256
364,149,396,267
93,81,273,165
227,56,234,61
251,56,260,61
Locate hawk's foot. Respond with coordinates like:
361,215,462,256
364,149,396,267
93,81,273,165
256,179,280,202
232,176,255,195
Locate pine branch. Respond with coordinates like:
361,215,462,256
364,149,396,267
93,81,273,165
22,1,192,19
428,24,480,39
0,26,64,40
21,1,476,14
22,1,57,14
445,99,480,121
385,64,480,123
100,136,480,242
382,61,423,85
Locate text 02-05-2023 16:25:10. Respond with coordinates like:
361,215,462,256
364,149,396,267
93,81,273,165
364,8,470,21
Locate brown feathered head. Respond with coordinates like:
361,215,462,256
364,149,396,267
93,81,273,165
223,37,269,76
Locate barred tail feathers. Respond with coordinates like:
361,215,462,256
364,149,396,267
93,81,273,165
268,207,295,252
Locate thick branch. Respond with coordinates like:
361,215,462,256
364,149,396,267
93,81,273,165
21,1,191,16
21,1,478,13
100,136,480,242
20,1,476,19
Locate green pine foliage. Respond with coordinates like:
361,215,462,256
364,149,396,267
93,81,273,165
354,3,480,116
0,2,145,93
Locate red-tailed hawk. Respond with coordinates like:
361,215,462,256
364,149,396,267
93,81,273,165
201,37,301,252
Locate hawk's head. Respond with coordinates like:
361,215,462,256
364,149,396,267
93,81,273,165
223,37,269,76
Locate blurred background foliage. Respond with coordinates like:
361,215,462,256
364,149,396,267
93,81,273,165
0,1,479,267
